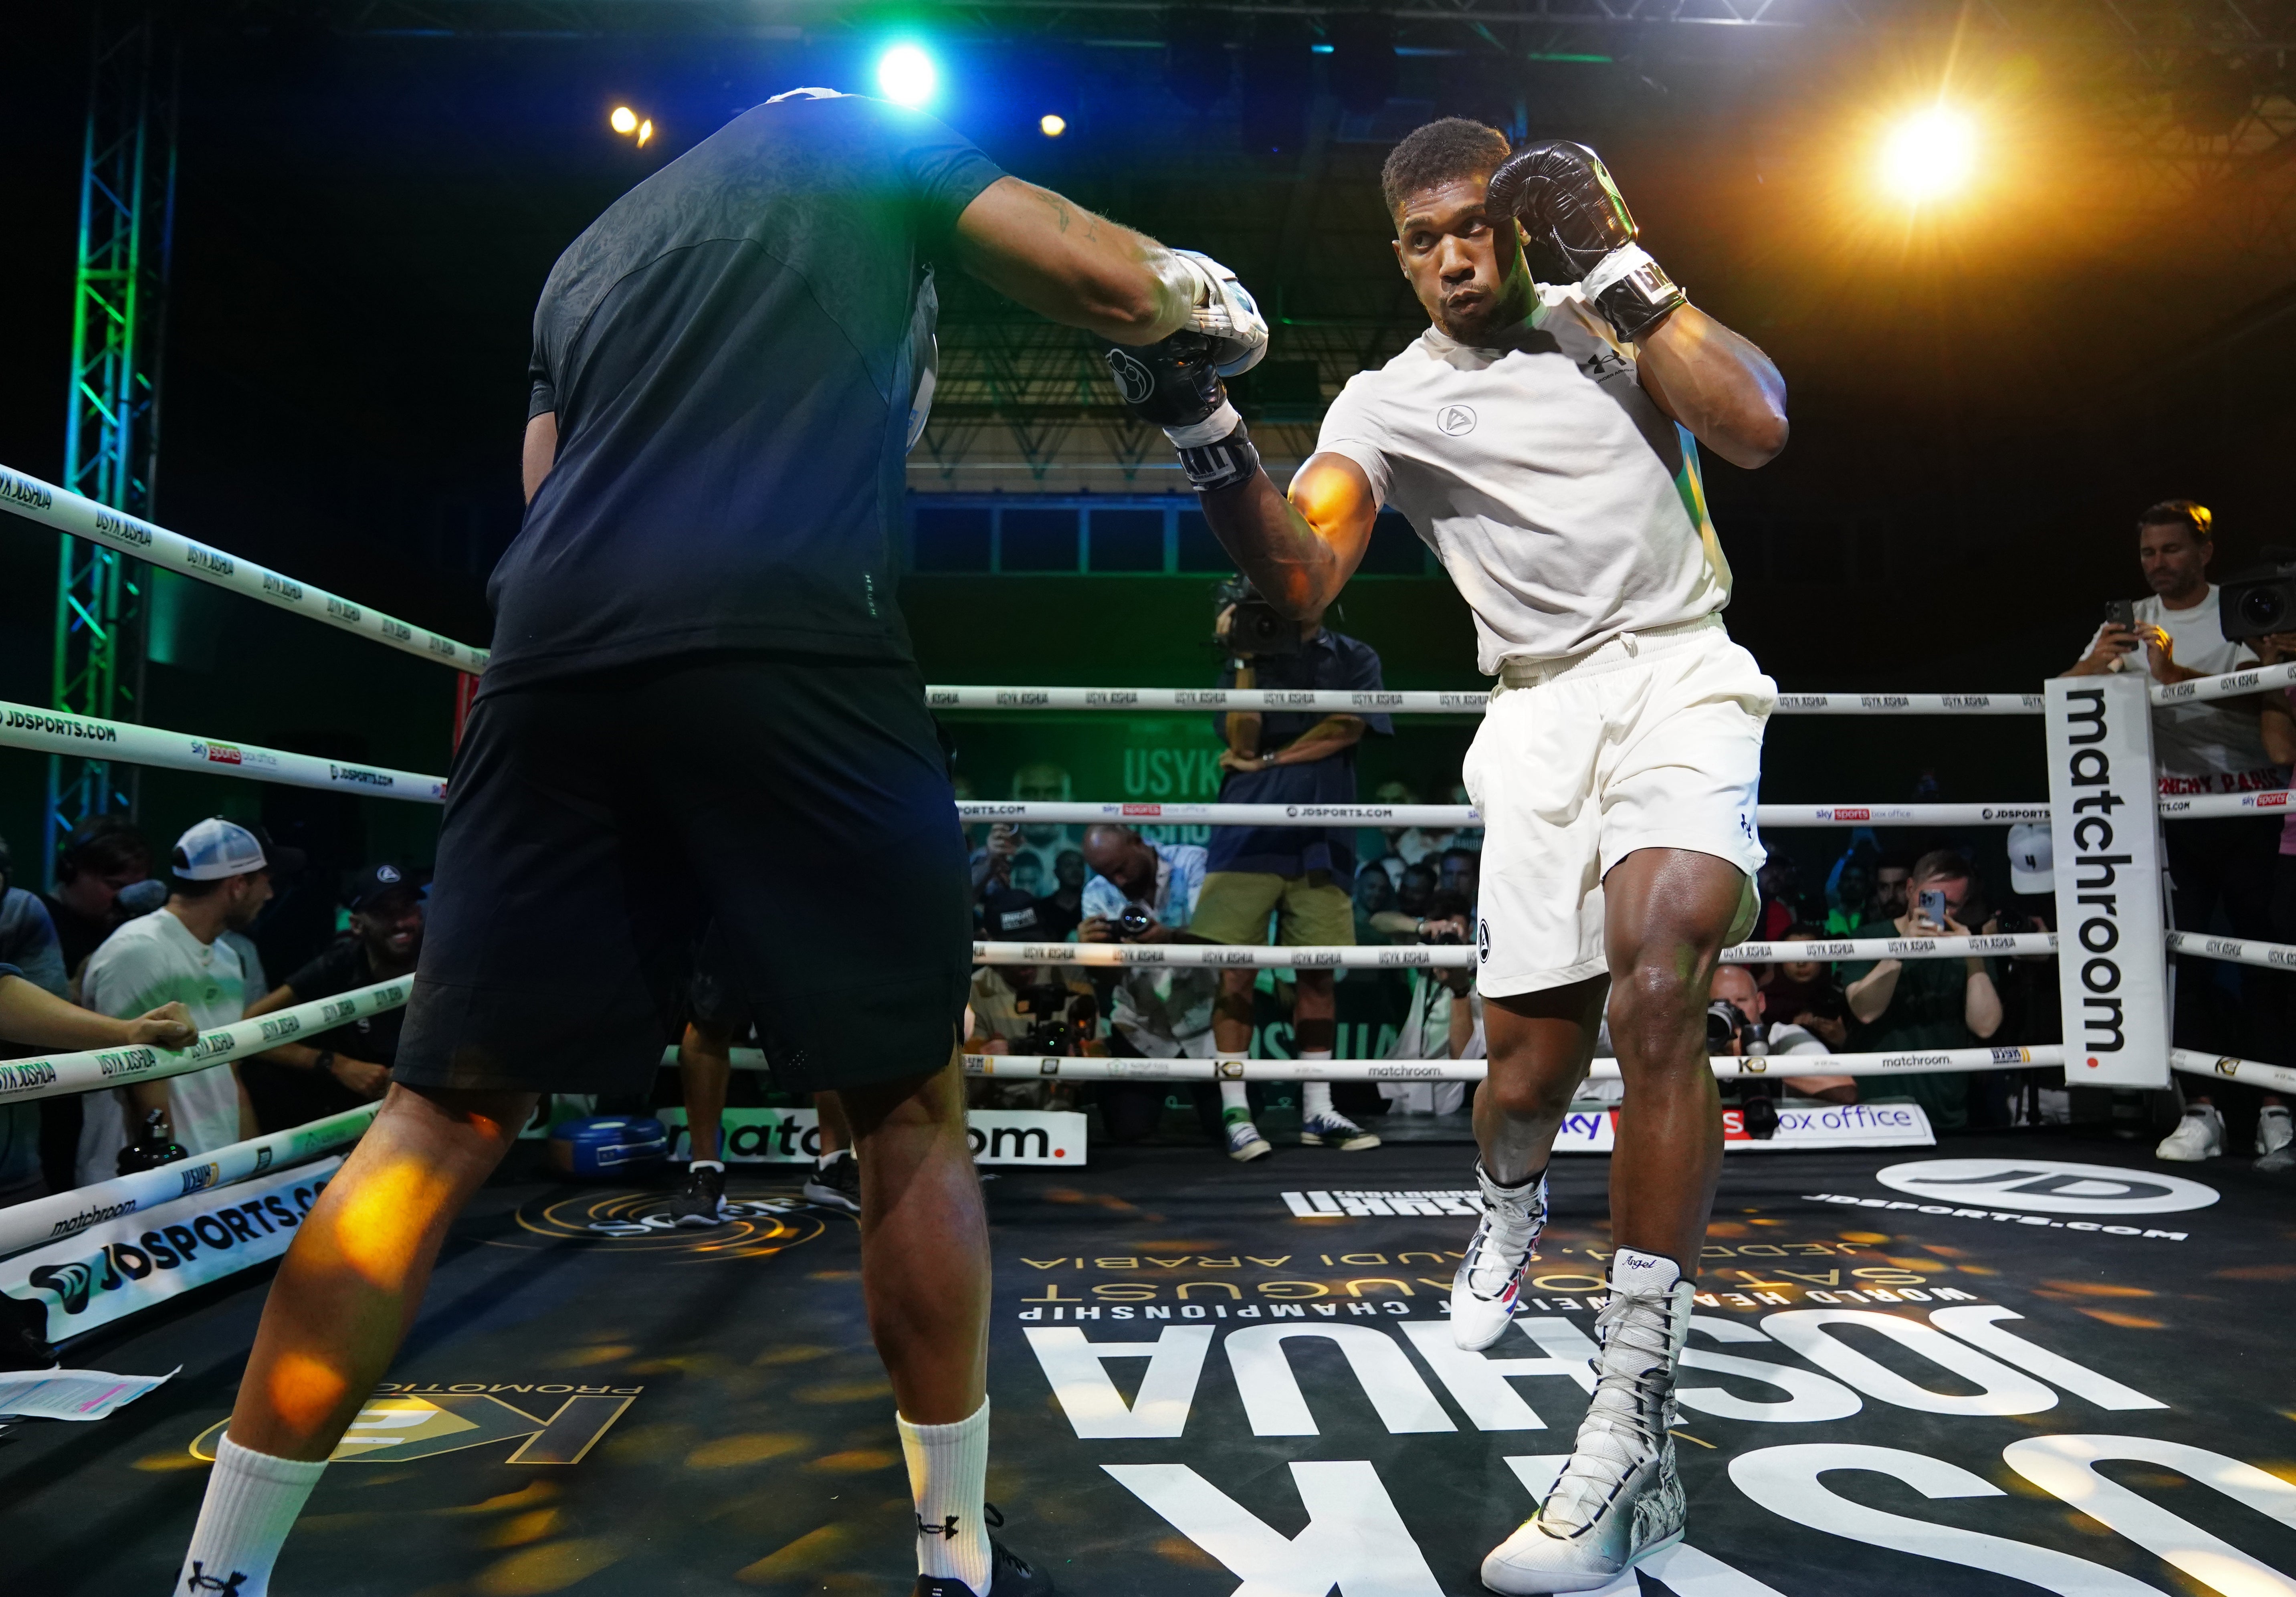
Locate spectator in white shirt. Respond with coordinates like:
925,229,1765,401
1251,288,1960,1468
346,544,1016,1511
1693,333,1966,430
2065,501,2288,1161
76,818,274,1184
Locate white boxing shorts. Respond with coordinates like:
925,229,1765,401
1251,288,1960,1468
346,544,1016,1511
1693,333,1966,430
1462,614,1775,997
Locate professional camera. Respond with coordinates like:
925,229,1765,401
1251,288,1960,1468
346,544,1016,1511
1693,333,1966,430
1416,888,1474,945
1704,999,1765,1059
1212,575,1302,659
2218,550,2296,642
1116,902,1157,941
1991,909,2037,937
1015,983,1096,1056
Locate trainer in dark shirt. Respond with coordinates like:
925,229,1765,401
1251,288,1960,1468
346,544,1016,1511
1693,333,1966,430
1205,627,1393,881
489,92,1004,692
242,865,426,1132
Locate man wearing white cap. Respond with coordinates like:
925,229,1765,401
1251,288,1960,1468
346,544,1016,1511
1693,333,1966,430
75,817,272,1184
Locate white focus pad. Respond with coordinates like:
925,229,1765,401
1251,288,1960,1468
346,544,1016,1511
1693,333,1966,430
1174,249,1270,378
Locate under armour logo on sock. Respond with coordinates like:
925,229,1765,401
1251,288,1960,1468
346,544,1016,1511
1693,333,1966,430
185,1565,249,1594
917,1513,961,1539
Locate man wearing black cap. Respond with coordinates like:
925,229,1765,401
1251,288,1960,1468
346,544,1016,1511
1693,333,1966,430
240,864,426,1131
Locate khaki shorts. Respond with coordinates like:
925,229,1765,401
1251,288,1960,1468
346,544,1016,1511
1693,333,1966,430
1190,872,1355,947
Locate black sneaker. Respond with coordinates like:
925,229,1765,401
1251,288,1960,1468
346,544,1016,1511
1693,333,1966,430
803,1151,861,1214
911,1507,1055,1597
668,1163,727,1228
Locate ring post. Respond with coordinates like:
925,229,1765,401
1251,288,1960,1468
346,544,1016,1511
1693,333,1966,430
2045,674,2170,1087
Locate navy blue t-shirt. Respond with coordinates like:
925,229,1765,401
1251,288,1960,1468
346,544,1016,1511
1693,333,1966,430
485,94,1005,692
1207,629,1392,878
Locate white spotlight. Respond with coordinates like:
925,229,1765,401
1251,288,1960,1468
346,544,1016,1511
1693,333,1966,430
877,44,937,108
1880,107,1977,202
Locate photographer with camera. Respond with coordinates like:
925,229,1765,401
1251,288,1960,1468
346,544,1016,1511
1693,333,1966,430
1189,585,1393,1161
1073,824,1219,1143
2064,501,2288,1162
1708,965,1847,1140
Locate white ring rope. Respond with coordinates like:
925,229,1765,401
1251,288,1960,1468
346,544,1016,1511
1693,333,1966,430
931,671,2296,714
970,933,2062,969
957,1048,2296,1094
2152,659,2296,707
2162,929,2296,971
0,463,488,673
0,978,409,1104
960,800,2143,828
929,688,2048,716
2171,1047,2296,1094
0,699,446,804
959,1047,2051,1081
0,1103,378,1261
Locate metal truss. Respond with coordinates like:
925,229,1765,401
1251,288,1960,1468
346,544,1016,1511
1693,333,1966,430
48,7,177,880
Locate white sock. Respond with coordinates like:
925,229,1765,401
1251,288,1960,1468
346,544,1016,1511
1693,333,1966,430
1608,1245,1682,1299
176,1434,327,1596
898,1399,992,1591
1219,1081,1250,1117
1299,1057,1335,1122
690,1158,724,1172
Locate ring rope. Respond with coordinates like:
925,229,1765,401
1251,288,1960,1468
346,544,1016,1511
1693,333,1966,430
0,463,488,673
0,978,409,1105
0,699,446,804
0,705,2279,830
926,687,2052,715
6,452,2278,710
969,933,2064,969
0,1102,378,1261
951,1048,2296,1094
927,668,2296,714
2161,929,2296,971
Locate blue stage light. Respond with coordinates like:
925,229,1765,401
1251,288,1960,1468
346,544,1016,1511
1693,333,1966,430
877,44,938,108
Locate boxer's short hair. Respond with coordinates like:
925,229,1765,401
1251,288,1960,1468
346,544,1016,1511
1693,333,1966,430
1382,118,1512,228
2138,499,2211,541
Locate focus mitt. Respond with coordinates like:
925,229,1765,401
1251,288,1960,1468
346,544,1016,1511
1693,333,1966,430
1172,250,1269,377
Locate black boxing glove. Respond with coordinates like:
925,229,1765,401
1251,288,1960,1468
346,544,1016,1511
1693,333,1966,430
1486,141,1686,343
1103,333,1262,494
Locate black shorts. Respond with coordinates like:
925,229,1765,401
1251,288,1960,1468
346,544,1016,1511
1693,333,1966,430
394,653,971,1097
685,921,753,1038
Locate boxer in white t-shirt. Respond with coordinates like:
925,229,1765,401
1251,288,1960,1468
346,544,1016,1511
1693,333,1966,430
1101,119,1787,1592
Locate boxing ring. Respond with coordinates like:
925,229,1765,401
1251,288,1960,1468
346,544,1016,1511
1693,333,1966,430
9,465,2296,1595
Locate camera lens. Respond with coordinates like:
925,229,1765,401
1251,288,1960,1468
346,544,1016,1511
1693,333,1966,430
2239,585,2286,630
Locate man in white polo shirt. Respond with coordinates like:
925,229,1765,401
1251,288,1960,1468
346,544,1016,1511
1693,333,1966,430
77,817,271,1183
1103,119,1787,1591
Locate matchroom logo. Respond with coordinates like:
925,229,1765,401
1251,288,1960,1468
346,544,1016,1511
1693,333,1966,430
2044,675,2171,1088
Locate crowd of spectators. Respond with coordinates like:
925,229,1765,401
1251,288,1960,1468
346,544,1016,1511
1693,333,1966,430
0,813,424,1212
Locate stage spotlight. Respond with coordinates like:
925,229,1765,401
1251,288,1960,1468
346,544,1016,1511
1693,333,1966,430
877,43,937,108
1040,113,1067,137
610,105,638,134
1880,107,1976,202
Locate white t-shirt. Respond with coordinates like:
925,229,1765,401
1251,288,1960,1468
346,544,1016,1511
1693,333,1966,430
2097,588,2275,788
1314,289,1731,672
77,907,250,1183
